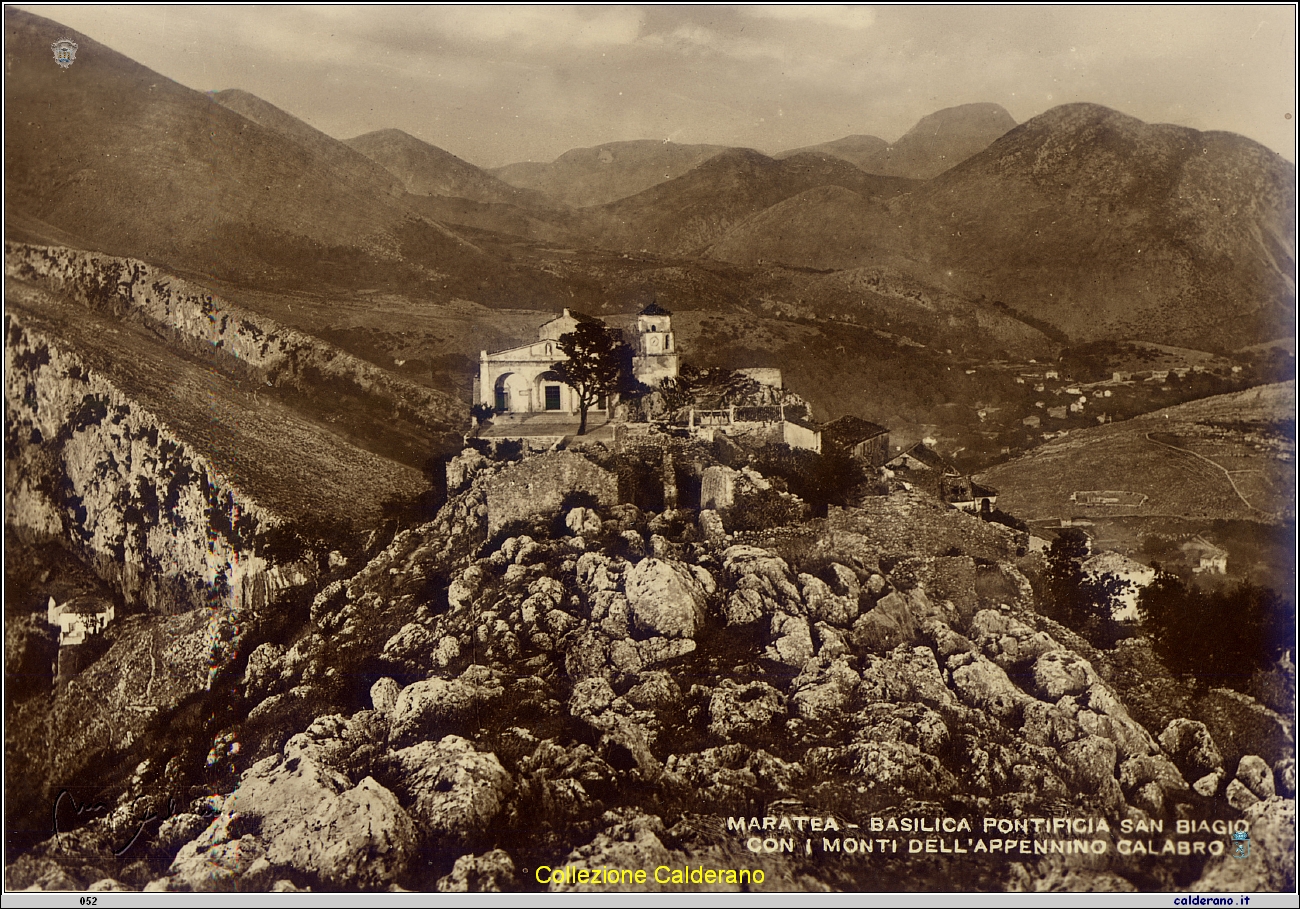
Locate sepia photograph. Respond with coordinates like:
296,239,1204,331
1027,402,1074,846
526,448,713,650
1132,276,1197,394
3,4,1297,898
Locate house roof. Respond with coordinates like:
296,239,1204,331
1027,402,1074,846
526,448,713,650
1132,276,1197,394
822,415,888,446
890,442,952,472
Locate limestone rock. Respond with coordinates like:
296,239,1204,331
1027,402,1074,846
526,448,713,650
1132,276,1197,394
1031,650,1100,701
1275,757,1296,798
1226,778,1259,811
1158,719,1223,781
800,573,858,627
859,646,956,711
566,507,603,537
1193,796,1296,892
708,681,787,740
766,613,814,666
721,546,803,624
624,558,707,640
437,849,519,892
1193,770,1224,797
222,751,350,843
950,655,1030,723
1235,754,1277,801
266,776,416,890
382,622,436,675
698,509,726,543
370,677,401,714
1118,754,1188,800
243,642,286,700
389,737,512,844
852,588,922,653
791,656,860,723
390,666,504,744
968,609,1056,670
446,449,489,494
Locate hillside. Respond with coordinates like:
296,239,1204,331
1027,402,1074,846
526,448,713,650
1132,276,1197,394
776,104,1015,179
346,129,558,209
2,9,502,298
711,104,1297,351
7,441,1293,892
491,140,732,207
774,134,889,170
579,149,917,256
978,382,1297,524
211,89,407,198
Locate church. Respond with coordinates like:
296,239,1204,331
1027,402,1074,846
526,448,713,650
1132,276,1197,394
478,303,679,415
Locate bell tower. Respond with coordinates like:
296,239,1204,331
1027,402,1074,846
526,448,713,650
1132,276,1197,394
632,301,678,387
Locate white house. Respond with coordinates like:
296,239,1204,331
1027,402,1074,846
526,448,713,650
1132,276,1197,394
1081,551,1155,622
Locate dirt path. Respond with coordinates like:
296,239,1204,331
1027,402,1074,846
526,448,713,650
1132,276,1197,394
1144,431,1268,516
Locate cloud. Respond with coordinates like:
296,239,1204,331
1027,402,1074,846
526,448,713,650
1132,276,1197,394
430,6,645,49
742,5,876,30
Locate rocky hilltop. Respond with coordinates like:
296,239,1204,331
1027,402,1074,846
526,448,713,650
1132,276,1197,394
8,443,1293,892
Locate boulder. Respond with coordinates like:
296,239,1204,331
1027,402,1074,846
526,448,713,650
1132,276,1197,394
1031,650,1100,701
859,646,956,711
968,609,1056,670
1158,719,1223,781
721,546,803,624
1234,754,1276,801
765,613,814,666
390,666,504,744
791,657,860,723
437,849,520,892
800,573,858,627
370,678,401,714
381,622,436,675
950,655,1030,723
389,737,512,845
708,681,787,740
565,507,603,537
266,777,416,890
624,559,707,640
1117,754,1188,800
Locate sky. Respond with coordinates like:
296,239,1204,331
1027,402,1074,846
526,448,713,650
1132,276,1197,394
18,4,1299,168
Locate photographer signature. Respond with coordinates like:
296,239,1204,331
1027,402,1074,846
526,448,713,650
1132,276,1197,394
53,789,220,857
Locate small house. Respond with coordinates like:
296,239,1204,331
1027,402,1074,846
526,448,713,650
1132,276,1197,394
1181,536,1228,574
822,416,890,468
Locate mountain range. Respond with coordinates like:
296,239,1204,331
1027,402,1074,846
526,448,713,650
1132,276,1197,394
5,7,1295,358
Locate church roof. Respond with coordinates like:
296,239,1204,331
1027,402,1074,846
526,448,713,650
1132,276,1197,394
640,301,672,316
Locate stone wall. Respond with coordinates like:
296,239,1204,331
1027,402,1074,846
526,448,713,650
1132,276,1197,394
827,491,1026,563
483,451,618,535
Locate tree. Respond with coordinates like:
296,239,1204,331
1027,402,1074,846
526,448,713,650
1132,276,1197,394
1042,528,1131,647
552,320,633,435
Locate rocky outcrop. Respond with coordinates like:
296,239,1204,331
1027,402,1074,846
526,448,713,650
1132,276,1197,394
5,312,280,615
5,243,465,430
11,445,1291,894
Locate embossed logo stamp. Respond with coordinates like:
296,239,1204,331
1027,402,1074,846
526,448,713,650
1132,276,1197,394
51,38,78,69
1230,830,1251,860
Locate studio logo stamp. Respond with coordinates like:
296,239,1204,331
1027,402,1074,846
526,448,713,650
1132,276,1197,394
51,38,78,69
1229,830,1250,860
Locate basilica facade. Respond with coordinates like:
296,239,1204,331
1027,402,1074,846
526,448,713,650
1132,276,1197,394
478,304,679,415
